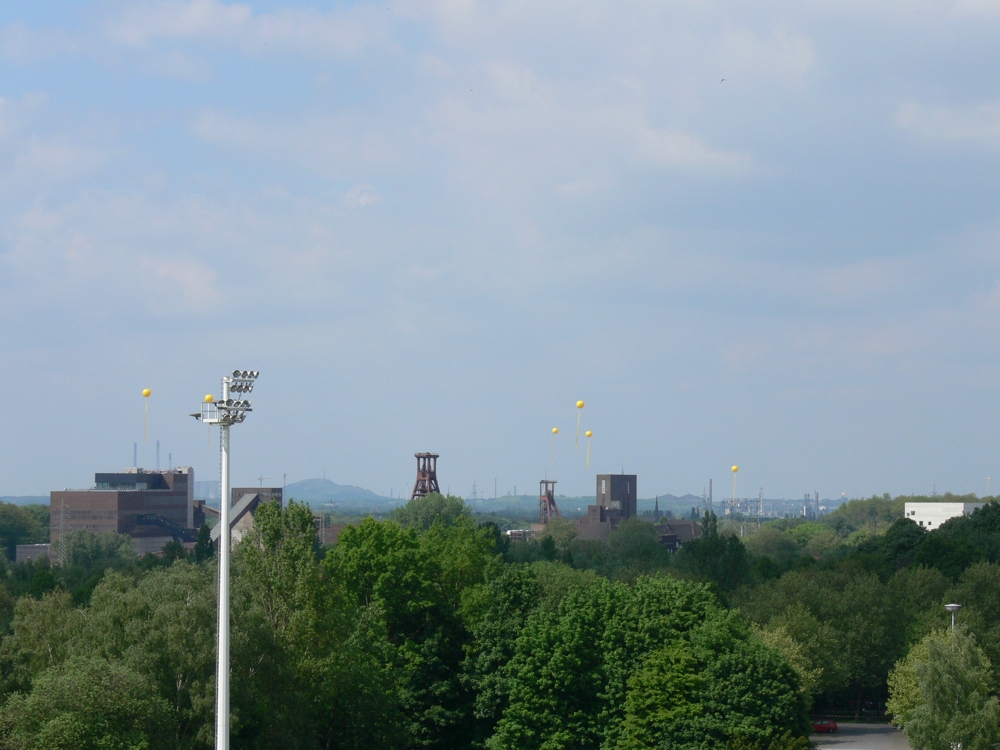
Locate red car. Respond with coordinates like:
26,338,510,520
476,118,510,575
812,720,838,733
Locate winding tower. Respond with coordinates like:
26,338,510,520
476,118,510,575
411,453,441,500
539,479,560,524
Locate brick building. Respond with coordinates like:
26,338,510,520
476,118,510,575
50,467,197,556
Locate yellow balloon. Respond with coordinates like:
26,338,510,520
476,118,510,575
576,400,585,409
552,427,559,434
731,465,739,473
142,388,151,397
204,394,215,403
585,430,592,437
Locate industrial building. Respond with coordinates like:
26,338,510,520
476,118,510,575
577,473,638,541
210,487,283,546
15,544,50,563
651,519,702,553
904,501,985,531
50,467,201,556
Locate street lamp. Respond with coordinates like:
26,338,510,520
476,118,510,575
192,369,258,750
945,603,962,632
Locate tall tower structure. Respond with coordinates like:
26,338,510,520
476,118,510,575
595,474,637,525
411,453,441,500
539,480,560,524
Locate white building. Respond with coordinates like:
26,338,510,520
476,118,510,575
904,502,984,531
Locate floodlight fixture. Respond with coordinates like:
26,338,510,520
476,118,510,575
945,603,962,631
194,369,258,750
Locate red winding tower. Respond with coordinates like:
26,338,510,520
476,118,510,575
539,479,560,524
411,453,441,500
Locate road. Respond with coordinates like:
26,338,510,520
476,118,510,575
812,723,910,750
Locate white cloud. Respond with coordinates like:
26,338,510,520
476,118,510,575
107,0,250,46
143,257,222,312
897,101,1000,149
10,137,106,185
192,111,394,175
106,0,390,58
632,124,753,173
343,184,382,208
0,97,107,194
0,22,78,62
554,178,601,199
712,28,816,85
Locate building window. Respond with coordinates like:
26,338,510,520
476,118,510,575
611,501,621,509
601,480,606,493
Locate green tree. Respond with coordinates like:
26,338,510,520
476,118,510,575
752,623,822,701
915,535,983,580
488,578,617,750
745,527,800,571
606,518,671,573
0,590,85,702
948,562,1000,687
540,518,578,556
538,535,557,561
394,493,472,531
835,573,903,715
488,575,806,750
0,504,46,562
463,565,541,746
56,530,134,569
83,565,217,749
673,512,750,592
0,655,171,750
329,517,473,749
823,495,901,538
888,628,1000,750
235,499,404,749
616,619,808,750
768,602,847,698
193,525,213,563
421,516,498,611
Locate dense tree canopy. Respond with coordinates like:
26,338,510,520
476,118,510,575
2,493,999,746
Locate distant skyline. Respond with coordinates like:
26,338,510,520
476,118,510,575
3,2,1000,499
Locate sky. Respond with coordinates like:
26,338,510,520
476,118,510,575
2,1,1000,501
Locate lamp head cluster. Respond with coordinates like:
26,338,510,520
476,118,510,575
192,369,259,425
215,397,252,424
230,370,259,394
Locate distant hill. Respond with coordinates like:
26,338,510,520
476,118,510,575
0,496,49,506
284,479,393,508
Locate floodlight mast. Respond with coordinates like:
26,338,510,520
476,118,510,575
193,370,257,750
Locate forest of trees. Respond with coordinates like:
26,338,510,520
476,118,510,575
0,491,998,749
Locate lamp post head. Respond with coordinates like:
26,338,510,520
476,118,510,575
945,603,962,613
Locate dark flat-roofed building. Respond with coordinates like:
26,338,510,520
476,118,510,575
16,544,50,563
51,467,195,556
652,519,702,553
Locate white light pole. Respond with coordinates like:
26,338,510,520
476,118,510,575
193,370,258,750
945,603,962,632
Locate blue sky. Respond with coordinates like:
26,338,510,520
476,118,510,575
3,1,1000,500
